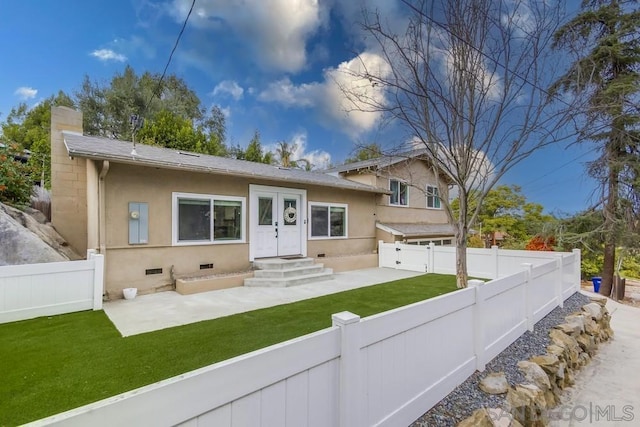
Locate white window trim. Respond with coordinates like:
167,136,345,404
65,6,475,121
389,178,409,207
426,184,442,210
172,192,246,246
308,201,348,240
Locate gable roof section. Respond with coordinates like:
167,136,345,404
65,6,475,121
324,148,429,174
62,132,387,194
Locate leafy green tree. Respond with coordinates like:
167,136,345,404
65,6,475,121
0,143,33,206
552,0,640,295
244,130,273,164
345,143,383,163
453,185,554,247
0,92,74,188
76,65,202,141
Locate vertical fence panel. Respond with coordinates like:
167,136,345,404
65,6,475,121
0,257,103,324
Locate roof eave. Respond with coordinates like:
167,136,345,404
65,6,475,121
67,149,389,195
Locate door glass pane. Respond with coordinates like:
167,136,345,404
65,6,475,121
283,198,297,226
178,198,211,241
258,197,273,225
311,205,328,237
330,206,346,237
213,200,242,240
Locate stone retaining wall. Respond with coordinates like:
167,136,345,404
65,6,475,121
460,296,613,427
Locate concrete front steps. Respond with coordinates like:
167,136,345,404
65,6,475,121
244,257,333,287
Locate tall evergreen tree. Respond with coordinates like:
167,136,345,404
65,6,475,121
552,0,640,296
244,130,273,164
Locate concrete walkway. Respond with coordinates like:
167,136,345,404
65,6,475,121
551,292,640,426
103,267,424,336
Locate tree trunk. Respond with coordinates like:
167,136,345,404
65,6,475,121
600,124,623,297
455,224,468,288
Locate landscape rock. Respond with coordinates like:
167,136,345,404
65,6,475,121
458,407,524,427
564,314,585,334
582,302,603,320
479,372,510,395
0,202,81,265
517,361,551,391
529,354,559,375
553,322,581,336
506,384,547,427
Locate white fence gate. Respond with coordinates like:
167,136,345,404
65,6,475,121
378,241,428,272
0,252,104,324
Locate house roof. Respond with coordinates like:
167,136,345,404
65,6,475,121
62,132,388,194
324,148,429,174
376,222,456,238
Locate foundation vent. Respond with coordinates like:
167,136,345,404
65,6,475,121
145,268,163,275
200,263,214,270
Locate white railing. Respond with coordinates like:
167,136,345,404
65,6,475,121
30,247,580,427
0,251,103,324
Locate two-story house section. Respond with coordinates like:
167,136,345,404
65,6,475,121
325,149,455,246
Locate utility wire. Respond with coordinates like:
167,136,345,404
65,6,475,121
143,0,196,114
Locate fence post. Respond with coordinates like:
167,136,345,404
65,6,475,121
522,263,534,332
491,245,499,279
572,249,581,292
332,311,362,427
555,255,564,308
428,242,436,273
378,240,384,268
91,253,104,310
471,281,486,371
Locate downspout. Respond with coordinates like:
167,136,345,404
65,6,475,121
98,160,110,254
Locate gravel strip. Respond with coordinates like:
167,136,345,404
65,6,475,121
411,292,592,426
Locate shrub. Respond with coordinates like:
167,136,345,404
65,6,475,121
0,143,33,206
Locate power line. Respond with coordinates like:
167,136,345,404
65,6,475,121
143,0,196,114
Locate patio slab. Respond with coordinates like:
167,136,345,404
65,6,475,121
103,267,424,336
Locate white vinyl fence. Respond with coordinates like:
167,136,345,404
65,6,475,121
0,251,103,324
31,246,580,427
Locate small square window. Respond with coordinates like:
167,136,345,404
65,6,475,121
427,185,441,209
390,179,408,206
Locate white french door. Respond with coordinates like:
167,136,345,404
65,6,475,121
250,185,306,260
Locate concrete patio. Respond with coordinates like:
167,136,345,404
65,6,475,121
103,267,424,336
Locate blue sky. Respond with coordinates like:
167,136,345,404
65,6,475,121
0,0,598,214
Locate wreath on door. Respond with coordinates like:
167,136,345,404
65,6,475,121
284,206,297,224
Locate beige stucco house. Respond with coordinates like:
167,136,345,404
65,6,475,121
50,106,454,299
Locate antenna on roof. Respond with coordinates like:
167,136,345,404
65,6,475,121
129,114,144,156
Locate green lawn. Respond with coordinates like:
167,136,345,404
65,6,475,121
0,274,458,425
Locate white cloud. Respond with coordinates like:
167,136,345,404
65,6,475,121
265,131,331,170
169,0,326,73
212,80,244,100
14,86,37,100
258,78,318,107
258,52,392,137
112,36,156,59
91,49,127,62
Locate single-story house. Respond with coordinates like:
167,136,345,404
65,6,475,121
50,106,454,299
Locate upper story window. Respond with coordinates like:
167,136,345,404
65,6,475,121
390,179,408,206
172,192,245,245
426,185,441,209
